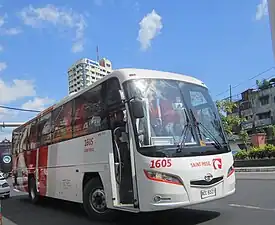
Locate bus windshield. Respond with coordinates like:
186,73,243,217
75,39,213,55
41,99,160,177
124,78,228,157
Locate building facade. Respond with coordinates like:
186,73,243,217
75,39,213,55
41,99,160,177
231,84,275,134
68,58,112,94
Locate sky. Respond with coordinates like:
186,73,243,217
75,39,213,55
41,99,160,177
0,0,273,140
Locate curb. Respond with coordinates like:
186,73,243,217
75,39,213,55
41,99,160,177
235,166,275,172
2,217,16,225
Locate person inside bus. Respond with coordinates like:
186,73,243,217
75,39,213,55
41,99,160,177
148,85,182,136
112,110,127,143
111,110,133,203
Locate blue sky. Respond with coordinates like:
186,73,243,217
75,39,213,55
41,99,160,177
0,0,273,139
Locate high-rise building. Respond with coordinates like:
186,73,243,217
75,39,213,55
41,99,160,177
68,58,112,94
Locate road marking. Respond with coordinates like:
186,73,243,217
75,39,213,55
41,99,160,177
13,188,21,193
229,204,275,212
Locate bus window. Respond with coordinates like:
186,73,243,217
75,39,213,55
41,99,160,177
105,78,122,107
37,113,51,146
73,84,107,137
52,101,73,143
29,120,38,149
12,130,20,155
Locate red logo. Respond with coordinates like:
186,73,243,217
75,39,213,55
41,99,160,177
212,158,222,170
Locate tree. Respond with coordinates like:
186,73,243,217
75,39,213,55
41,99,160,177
216,99,249,148
216,100,243,135
256,79,270,90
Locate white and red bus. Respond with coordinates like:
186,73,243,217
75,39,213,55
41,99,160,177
12,68,235,220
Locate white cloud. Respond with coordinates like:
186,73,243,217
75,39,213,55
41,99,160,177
72,42,84,53
0,107,17,121
19,4,87,53
21,97,54,111
0,79,36,104
0,78,53,138
256,0,268,20
0,45,3,52
0,14,7,27
0,62,7,72
0,13,22,36
1,27,22,35
137,9,163,51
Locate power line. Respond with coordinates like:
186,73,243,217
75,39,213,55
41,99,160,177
0,105,40,113
219,73,275,101
215,66,275,98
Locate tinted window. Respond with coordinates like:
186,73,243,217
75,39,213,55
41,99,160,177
29,120,38,149
52,101,73,143
105,78,122,107
37,113,51,146
73,83,108,137
12,130,20,154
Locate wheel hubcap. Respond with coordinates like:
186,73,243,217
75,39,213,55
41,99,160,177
89,189,107,213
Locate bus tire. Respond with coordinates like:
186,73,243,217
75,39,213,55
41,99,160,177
83,178,115,221
28,177,39,204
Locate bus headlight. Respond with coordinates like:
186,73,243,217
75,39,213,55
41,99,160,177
144,170,183,186
227,165,235,178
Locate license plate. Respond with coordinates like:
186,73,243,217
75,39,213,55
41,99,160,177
200,187,216,199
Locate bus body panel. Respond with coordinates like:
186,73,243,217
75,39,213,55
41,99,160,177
13,130,118,209
134,151,235,212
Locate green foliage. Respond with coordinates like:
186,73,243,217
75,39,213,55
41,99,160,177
256,79,270,90
239,129,249,147
266,125,275,138
234,144,275,160
216,99,246,136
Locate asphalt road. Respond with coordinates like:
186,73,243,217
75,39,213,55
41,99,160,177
2,174,275,225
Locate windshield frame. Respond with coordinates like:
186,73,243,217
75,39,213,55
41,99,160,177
123,78,230,157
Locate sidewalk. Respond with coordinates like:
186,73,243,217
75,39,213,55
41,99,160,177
235,166,275,172
2,217,16,225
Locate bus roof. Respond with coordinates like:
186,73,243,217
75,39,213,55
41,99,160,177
13,68,207,131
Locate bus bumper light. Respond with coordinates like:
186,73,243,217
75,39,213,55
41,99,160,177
144,170,183,186
227,165,235,178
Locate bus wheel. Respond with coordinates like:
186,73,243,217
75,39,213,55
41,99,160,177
83,178,115,221
28,177,39,204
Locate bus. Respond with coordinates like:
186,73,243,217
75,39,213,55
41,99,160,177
11,68,235,220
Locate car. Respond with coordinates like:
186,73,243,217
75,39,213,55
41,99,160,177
0,172,10,198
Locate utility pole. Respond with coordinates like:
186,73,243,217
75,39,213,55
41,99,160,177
229,85,232,102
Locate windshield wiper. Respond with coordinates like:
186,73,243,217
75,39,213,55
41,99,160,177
176,108,193,152
189,109,223,150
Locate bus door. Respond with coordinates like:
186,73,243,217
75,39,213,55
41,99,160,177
111,109,138,209
105,78,139,211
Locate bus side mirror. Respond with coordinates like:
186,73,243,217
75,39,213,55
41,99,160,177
130,99,144,118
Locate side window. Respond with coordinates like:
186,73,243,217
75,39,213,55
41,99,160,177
73,84,108,137
52,101,73,143
19,126,30,153
29,120,38,149
37,113,52,146
105,78,122,107
12,130,20,155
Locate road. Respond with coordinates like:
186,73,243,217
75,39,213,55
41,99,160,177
2,173,275,225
